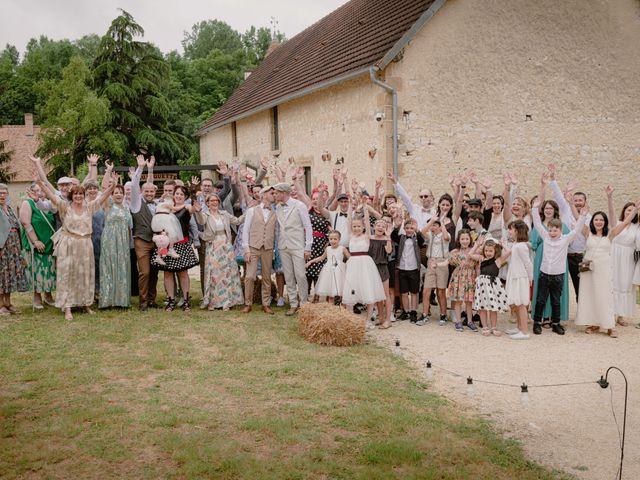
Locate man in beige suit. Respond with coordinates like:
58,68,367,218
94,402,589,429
273,183,312,315
241,186,276,314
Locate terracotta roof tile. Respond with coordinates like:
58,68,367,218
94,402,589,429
198,0,435,134
0,123,41,183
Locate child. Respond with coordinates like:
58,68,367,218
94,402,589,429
467,211,491,242
531,201,587,335
472,239,510,336
305,230,349,305
437,229,481,332
419,217,451,325
369,219,393,328
342,196,386,326
504,220,534,340
391,218,426,323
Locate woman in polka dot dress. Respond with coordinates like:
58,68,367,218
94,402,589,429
305,191,330,300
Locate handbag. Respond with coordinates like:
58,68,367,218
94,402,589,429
578,259,593,272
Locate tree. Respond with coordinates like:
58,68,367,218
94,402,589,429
92,9,189,164
182,20,243,60
0,140,14,183
37,56,112,178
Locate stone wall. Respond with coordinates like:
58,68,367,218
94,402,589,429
385,0,640,210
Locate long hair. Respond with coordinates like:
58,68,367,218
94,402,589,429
589,211,609,236
619,202,639,224
454,228,473,249
508,220,529,242
436,193,454,219
540,200,560,220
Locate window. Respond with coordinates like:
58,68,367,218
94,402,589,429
303,166,311,195
231,121,238,157
271,106,279,151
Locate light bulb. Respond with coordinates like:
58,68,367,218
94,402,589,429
425,361,433,381
393,339,401,356
466,377,475,396
520,383,529,406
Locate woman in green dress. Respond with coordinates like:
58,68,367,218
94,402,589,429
99,184,132,309
19,183,56,309
530,199,570,324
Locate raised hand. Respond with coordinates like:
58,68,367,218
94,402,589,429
128,167,135,180
605,185,614,197
146,156,156,169
109,171,120,186
565,180,576,194
136,154,146,169
260,156,269,170
87,154,99,166
503,173,512,187
105,160,114,171
540,171,550,185
469,171,479,184
547,163,556,180
532,198,541,209
482,177,493,189
191,176,200,187
509,172,519,185
28,155,41,165
386,171,397,184
375,176,383,190
217,161,229,176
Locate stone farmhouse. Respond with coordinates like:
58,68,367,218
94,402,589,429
198,0,640,206
0,113,40,201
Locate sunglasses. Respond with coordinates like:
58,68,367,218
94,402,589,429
419,194,432,199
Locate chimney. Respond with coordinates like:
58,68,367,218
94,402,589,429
265,41,281,57
24,113,33,136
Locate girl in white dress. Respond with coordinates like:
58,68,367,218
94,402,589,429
608,196,640,326
504,220,534,340
305,231,349,304
575,212,616,336
342,197,386,321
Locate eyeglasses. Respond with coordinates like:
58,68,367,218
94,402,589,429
419,195,432,199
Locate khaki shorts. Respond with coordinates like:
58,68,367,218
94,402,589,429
424,258,448,289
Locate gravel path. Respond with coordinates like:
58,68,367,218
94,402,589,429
370,302,639,480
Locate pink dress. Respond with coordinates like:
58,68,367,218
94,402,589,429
447,249,479,302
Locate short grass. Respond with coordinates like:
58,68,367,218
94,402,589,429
0,290,573,479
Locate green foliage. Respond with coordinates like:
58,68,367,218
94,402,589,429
37,56,112,178
182,20,244,60
0,139,15,183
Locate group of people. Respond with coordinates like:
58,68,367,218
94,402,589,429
0,153,638,340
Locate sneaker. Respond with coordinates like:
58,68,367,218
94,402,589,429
454,322,464,332
472,313,482,328
416,314,430,326
276,297,285,307
467,321,478,332
533,322,542,335
398,311,409,321
510,331,530,340
390,314,397,323
505,328,520,335
409,311,418,323
439,315,447,326
367,320,377,331
551,323,565,335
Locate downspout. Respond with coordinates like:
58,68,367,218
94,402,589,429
369,67,398,177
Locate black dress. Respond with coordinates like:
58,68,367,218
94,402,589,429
151,208,199,272
368,238,389,282
306,210,330,279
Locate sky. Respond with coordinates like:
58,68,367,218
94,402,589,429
1,0,348,55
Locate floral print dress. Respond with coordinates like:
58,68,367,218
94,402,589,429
0,206,28,294
447,249,479,302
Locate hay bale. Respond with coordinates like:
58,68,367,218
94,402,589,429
298,303,365,346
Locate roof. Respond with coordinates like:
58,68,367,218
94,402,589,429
198,0,441,135
0,119,40,183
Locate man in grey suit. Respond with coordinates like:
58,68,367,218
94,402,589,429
273,183,312,315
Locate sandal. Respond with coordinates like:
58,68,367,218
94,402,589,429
616,318,629,327
378,321,392,329
165,297,176,312
608,329,618,338
491,328,503,337
585,326,600,334
181,295,191,312
481,328,491,336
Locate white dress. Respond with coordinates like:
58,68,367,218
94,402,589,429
611,224,639,317
575,235,615,328
314,245,346,297
505,242,533,306
342,236,386,305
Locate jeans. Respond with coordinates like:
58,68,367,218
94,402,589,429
534,272,564,323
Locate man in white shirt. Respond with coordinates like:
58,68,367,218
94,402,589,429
387,172,435,230
329,193,351,247
274,183,313,315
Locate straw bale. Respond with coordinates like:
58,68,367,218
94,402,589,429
298,303,365,346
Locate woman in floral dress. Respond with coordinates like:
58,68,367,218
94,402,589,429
99,184,133,308
194,194,244,310
0,183,28,314
19,183,56,309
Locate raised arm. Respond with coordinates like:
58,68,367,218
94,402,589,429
502,173,513,223
547,163,573,224
606,185,616,228
145,156,155,185
482,177,493,210
101,160,114,192
389,172,415,218
362,195,371,239
29,156,57,195
452,177,464,224
609,201,639,240
531,204,548,241
82,154,99,186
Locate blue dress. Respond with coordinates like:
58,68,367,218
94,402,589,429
530,222,570,321
99,203,132,308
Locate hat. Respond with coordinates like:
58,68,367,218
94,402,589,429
337,193,349,201
57,176,72,185
273,182,291,193
467,198,483,206
260,185,274,194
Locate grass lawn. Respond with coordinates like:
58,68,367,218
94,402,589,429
0,291,572,479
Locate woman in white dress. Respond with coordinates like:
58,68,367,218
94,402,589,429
608,191,640,326
342,196,386,321
575,212,616,336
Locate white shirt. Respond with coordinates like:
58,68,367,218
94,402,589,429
532,207,586,275
549,180,591,253
330,210,350,247
394,181,434,230
399,235,419,271
241,203,273,252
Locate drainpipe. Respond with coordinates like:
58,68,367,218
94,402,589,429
369,67,398,177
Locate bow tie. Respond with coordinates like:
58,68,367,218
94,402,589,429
338,213,348,217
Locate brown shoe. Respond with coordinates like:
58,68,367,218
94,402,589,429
262,305,274,315
241,305,252,313
285,307,299,316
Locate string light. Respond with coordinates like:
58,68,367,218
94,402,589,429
425,361,433,381
520,383,529,406
466,377,475,396
393,339,401,356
